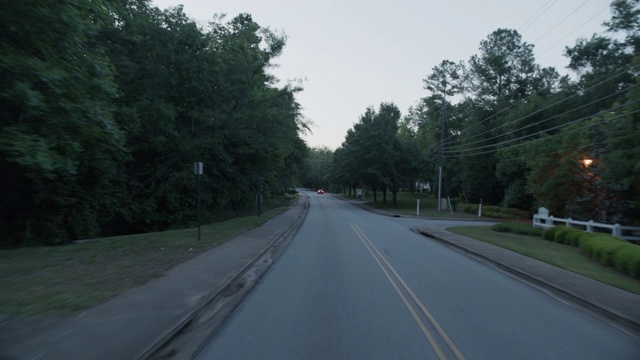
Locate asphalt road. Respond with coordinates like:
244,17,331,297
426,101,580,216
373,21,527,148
197,191,640,359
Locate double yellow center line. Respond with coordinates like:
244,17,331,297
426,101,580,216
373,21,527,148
350,223,465,360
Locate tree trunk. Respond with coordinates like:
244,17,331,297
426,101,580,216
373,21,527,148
382,186,387,203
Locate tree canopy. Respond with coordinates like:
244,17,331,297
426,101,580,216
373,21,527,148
332,103,423,206
1,0,308,245
332,0,640,224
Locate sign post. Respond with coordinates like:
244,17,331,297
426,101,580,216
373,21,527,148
194,162,203,241
257,193,263,217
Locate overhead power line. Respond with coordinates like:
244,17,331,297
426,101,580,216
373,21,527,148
444,81,640,151
442,103,640,158
442,64,638,146
496,130,640,163
434,1,614,145
520,0,559,34
536,4,610,58
532,0,592,44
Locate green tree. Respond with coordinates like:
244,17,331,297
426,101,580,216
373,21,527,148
344,107,382,201
388,136,424,206
0,0,126,245
600,67,640,224
524,0,640,221
100,5,307,232
333,102,422,205
466,29,541,110
446,28,559,204
1,1,309,245
419,60,466,203
302,147,334,190
331,145,360,195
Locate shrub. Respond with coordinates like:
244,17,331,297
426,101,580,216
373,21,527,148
502,180,533,210
519,226,544,237
612,245,640,279
491,223,511,232
491,223,543,236
566,230,584,247
464,205,530,219
579,234,608,258
554,227,583,245
541,226,640,279
574,232,597,248
593,240,630,267
543,226,562,241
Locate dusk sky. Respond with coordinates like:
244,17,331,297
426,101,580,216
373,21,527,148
152,0,613,150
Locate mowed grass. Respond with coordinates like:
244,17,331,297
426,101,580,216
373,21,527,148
448,226,640,295
0,196,296,317
340,191,478,219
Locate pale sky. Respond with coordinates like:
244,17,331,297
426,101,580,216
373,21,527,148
152,0,613,150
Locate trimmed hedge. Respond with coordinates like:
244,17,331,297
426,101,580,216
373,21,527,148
555,227,583,245
581,235,613,260
491,223,543,236
464,205,531,219
612,246,640,279
566,230,583,246
543,226,640,279
543,226,562,241
491,223,511,232
594,239,630,267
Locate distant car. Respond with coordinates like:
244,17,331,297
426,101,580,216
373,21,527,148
317,189,324,194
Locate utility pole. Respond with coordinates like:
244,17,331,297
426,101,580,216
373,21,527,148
414,116,444,211
425,60,462,211
257,177,263,217
438,92,446,212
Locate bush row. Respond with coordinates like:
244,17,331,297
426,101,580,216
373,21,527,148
491,223,544,236
542,227,640,279
464,205,531,219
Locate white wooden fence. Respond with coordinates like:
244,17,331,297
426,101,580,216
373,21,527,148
532,207,640,242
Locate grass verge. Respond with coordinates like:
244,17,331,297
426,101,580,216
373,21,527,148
448,226,640,295
335,192,479,219
0,196,296,317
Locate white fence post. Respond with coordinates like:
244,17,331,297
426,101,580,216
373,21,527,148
613,223,622,238
531,210,640,241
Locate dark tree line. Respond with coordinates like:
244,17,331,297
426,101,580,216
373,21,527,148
0,0,308,246
332,103,424,206
333,0,640,224
301,146,333,191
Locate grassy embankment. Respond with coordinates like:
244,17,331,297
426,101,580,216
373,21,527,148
0,195,297,317
448,225,640,295
336,191,478,218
